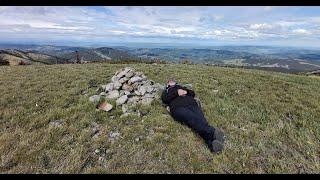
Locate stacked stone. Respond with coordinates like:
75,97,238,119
89,67,164,114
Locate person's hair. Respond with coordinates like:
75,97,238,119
167,77,176,83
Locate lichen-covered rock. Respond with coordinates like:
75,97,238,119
119,90,125,96
129,76,143,84
124,91,131,95
111,75,119,82
119,77,129,84
145,85,154,93
116,68,130,78
116,95,128,106
134,90,141,96
127,96,140,104
138,86,146,96
122,83,133,92
113,81,122,90
102,83,114,92
107,90,120,99
125,70,135,78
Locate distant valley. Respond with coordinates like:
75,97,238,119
1,44,320,73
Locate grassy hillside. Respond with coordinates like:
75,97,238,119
0,63,319,173
0,49,67,65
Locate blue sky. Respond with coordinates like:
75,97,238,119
1,6,320,47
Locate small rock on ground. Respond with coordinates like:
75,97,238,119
97,101,113,112
89,95,101,103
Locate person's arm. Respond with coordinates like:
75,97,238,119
161,87,178,105
181,86,195,97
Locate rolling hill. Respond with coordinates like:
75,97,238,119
0,47,138,65
1,44,320,73
59,47,137,62
0,49,68,65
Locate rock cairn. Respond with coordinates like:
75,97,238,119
89,67,164,116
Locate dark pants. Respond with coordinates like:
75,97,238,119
171,104,215,143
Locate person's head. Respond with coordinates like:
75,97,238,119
167,78,176,87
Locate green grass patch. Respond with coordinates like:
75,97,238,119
0,63,319,173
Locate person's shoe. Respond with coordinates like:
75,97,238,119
213,128,225,143
208,140,224,154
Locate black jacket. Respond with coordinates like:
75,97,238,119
161,84,197,113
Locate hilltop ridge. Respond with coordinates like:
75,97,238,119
1,44,320,73
0,63,319,173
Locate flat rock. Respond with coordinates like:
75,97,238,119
97,101,113,112
107,90,120,99
111,75,120,82
134,90,141,96
116,68,130,78
116,95,128,106
131,83,140,89
125,70,135,78
138,86,147,96
145,85,154,93
127,96,140,104
124,90,131,95
113,81,122,90
129,76,143,84
119,77,129,84
102,83,114,92
122,83,133,92
142,80,151,85
89,95,101,103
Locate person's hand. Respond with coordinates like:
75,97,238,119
178,89,187,96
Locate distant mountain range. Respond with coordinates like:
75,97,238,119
0,45,136,65
1,44,320,73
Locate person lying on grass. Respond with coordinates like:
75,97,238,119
161,78,225,154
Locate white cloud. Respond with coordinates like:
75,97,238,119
292,29,312,35
275,21,302,27
0,6,319,45
249,23,273,30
